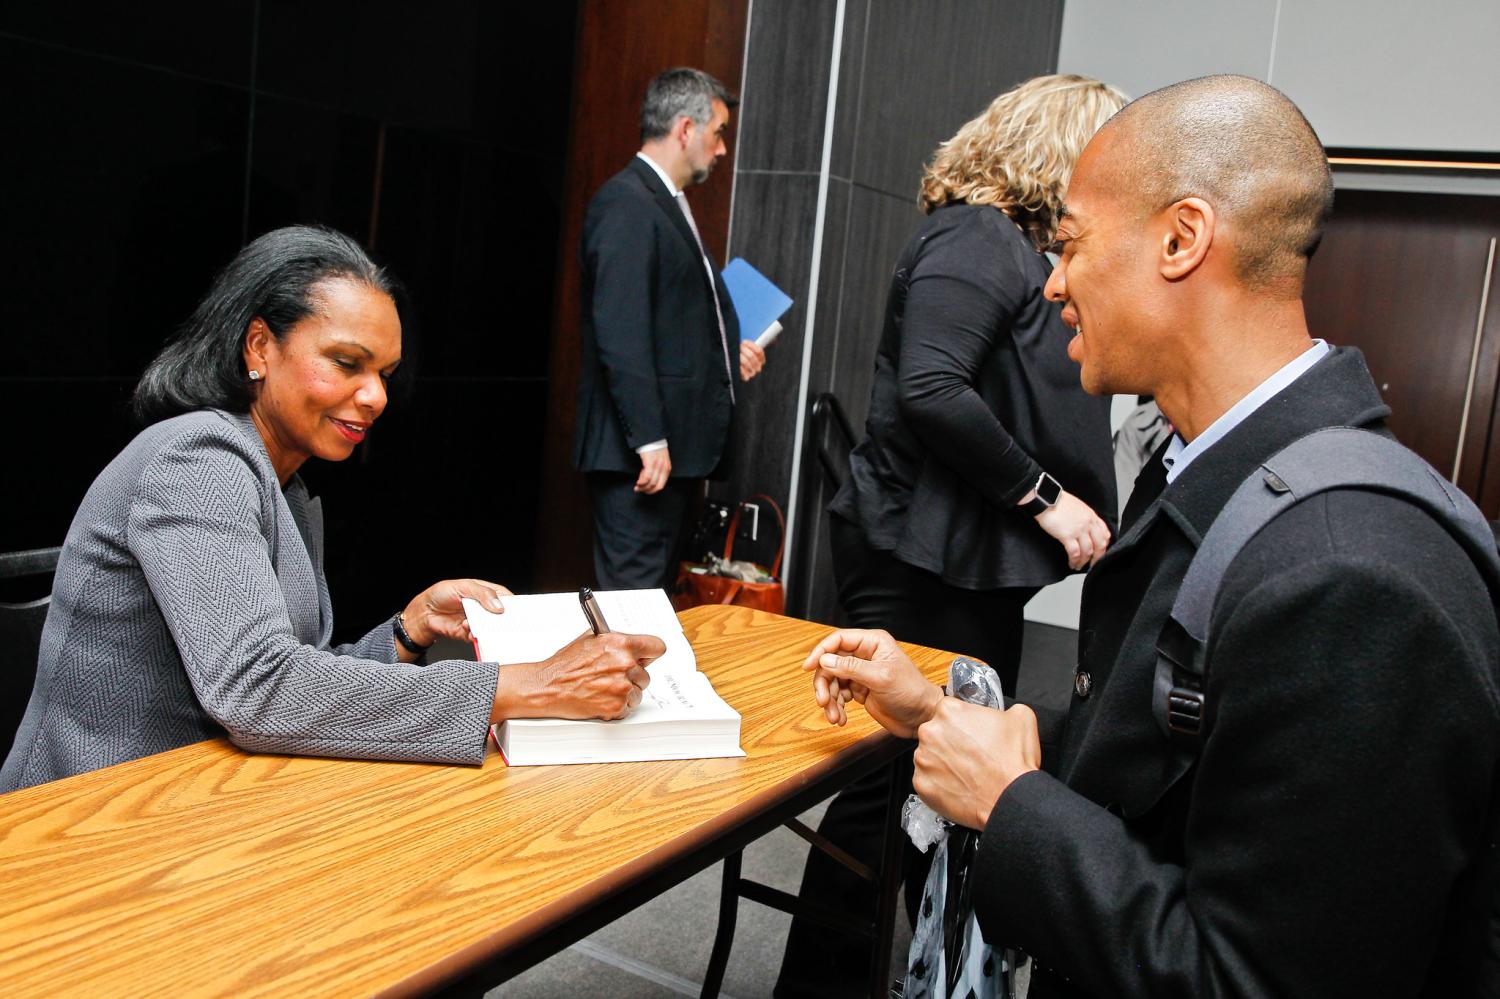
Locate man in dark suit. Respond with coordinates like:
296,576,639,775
573,67,766,589
801,76,1500,996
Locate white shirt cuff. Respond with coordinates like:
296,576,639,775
636,439,668,454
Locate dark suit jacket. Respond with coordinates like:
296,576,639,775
572,156,740,478
972,347,1500,997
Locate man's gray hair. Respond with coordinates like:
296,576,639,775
639,67,737,142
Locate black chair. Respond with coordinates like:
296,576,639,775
810,390,857,491
0,547,60,761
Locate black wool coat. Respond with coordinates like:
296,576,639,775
973,347,1500,998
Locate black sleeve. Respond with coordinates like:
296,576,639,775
895,237,1042,510
583,190,667,448
970,535,1499,997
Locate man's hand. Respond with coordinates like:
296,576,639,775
913,699,1041,830
635,447,671,494
1032,489,1111,569
740,340,766,381
803,629,942,739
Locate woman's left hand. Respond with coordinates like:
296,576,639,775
399,579,511,658
1032,490,1111,570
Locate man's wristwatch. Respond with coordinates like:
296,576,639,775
1018,471,1062,516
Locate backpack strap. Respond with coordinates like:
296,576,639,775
1153,426,1500,746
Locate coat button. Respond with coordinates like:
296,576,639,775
1074,669,1092,699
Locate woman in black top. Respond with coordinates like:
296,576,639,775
778,73,1128,998
830,73,1126,695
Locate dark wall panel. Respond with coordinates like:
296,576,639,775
849,0,1064,199
722,172,823,491
823,187,924,431
0,381,139,570
0,38,248,381
827,0,871,182
366,126,558,379
717,0,842,588
734,0,838,174
782,178,856,624
256,3,481,131
301,380,548,617
246,98,381,243
0,4,256,86
0,34,249,557
3,4,578,641
717,172,841,575
793,185,921,623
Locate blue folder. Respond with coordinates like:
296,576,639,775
721,258,793,342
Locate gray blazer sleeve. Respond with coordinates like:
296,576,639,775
330,617,400,662
127,428,498,765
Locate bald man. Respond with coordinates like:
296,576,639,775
803,76,1500,997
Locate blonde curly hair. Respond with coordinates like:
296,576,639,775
920,74,1128,252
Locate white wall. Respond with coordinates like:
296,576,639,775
1024,393,1139,629
1057,0,1279,103
1272,2,1500,153
1057,0,1500,154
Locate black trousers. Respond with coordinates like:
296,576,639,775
774,515,1036,998
586,472,701,590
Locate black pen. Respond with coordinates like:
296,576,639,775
579,586,611,636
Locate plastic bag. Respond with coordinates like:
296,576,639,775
901,657,1004,852
900,656,1012,999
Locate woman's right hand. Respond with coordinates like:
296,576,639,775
492,631,667,723
1033,490,1112,569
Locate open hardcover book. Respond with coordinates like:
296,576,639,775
460,588,744,766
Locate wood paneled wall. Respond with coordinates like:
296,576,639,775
1304,189,1500,516
534,0,750,589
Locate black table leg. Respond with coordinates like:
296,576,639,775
868,762,906,997
701,850,743,998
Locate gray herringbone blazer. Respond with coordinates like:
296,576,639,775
1,409,498,791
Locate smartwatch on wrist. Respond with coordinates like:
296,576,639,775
1018,471,1062,516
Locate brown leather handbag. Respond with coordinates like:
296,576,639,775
672,494,786,613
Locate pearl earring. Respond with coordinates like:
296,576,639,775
248,369,262,381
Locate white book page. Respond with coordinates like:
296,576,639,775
637,668,737,719
462,589,696,679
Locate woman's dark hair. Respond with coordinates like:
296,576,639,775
132,225,400,425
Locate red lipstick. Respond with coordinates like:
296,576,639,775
330,418,369,443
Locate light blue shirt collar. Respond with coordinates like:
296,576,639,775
635,151,680,197
1162,340,1331,483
